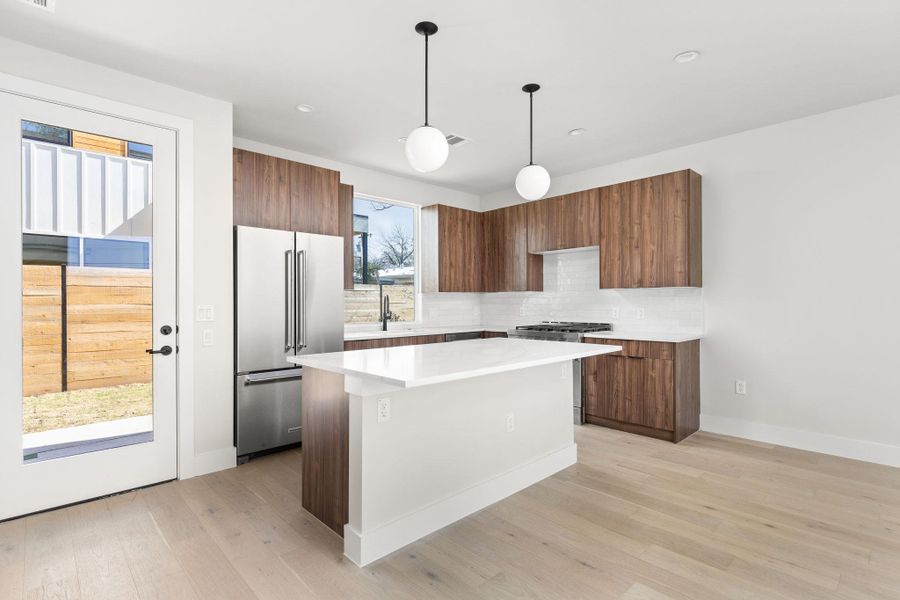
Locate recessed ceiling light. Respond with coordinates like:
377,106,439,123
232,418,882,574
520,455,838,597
568,128,586,136
295,104,315,113
673,50,700,64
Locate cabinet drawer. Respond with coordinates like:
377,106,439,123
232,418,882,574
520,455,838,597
585,338,674,360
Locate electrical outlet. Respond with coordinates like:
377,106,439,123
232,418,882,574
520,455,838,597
377,397,391,422
611,307,620,319
635,307,646,320
196,305,215,322
201,328,214,347
506,413,515,433
561,362,570,379
735,380,748,395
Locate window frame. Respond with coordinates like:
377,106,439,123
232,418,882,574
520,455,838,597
344,192,422,329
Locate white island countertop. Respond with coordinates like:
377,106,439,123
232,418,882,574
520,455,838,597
288,337,622,389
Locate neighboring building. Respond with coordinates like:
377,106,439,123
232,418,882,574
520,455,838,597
376,265,414,284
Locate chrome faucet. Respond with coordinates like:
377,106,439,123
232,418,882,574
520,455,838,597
381,294,391,331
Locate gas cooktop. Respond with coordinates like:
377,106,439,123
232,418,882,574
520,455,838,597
514,322,612,334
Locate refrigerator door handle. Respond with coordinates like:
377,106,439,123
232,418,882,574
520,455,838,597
243,371,302,385
295,249,308,350
301,249,308,349
284,250,293,352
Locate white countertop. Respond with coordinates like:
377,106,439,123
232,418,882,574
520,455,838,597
582,331,703,343
289,338,623,389
345,325,702,344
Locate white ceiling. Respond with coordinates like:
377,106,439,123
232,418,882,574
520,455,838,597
2,0,900,194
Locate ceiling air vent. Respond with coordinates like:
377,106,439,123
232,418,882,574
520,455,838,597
17,0,55,11
445,133,471,148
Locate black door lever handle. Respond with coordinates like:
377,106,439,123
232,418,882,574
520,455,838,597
146,345,173,356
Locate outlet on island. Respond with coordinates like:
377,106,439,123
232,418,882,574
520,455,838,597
506,412,515,433
377,397,391,423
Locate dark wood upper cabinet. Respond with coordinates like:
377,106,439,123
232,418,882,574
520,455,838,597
339,183,354,290
526,189,600,253
600,169,701,288
233,148,291,230
421,204,483,293
290,161,340,236
482,204,543,292
233,148,341,236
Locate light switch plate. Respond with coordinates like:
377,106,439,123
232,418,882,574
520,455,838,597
201,329,214,347
196,305,215,322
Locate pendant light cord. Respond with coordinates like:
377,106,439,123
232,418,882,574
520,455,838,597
529,91,534,165
424,33,429,126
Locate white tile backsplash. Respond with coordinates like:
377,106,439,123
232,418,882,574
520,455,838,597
420,293,482,328
420,249,703,333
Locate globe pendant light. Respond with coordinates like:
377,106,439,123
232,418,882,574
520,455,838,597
405,21,449,173
515,83,551,200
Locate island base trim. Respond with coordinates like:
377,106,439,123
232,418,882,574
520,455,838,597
343,443,577,567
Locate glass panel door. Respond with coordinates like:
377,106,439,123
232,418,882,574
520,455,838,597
0,90,177,520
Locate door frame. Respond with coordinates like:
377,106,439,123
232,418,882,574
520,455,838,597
0,71,202,480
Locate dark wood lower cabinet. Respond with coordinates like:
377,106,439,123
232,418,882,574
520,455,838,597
583,339,699,442
481,331,508,338
343,334,446,351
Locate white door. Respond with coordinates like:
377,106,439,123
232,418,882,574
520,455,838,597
0,91,177,520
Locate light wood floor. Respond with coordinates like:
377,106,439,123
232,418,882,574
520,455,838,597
3,426,900,600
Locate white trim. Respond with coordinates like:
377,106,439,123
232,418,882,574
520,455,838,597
701,415,900,468
181,446,237,479
0,71,203,481
343,443,577,567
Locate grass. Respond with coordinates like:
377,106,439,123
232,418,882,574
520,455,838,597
23,383,152,434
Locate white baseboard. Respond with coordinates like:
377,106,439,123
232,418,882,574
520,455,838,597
180,446,236,479
700,415,900,468
344,444,578,567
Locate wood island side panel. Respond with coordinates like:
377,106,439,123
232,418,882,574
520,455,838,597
301,367,349,536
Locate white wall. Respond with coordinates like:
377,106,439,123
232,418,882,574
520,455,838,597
484,94,900,465
0,36,236,475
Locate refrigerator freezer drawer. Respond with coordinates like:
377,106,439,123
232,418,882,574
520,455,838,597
236,370,302,456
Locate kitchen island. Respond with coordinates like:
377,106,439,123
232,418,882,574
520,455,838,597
287,337,621,566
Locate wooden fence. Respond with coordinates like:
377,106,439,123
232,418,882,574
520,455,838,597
344,283,415,324
22,265,152,396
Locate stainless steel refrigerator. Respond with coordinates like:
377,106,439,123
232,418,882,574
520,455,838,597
234,226,343,458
